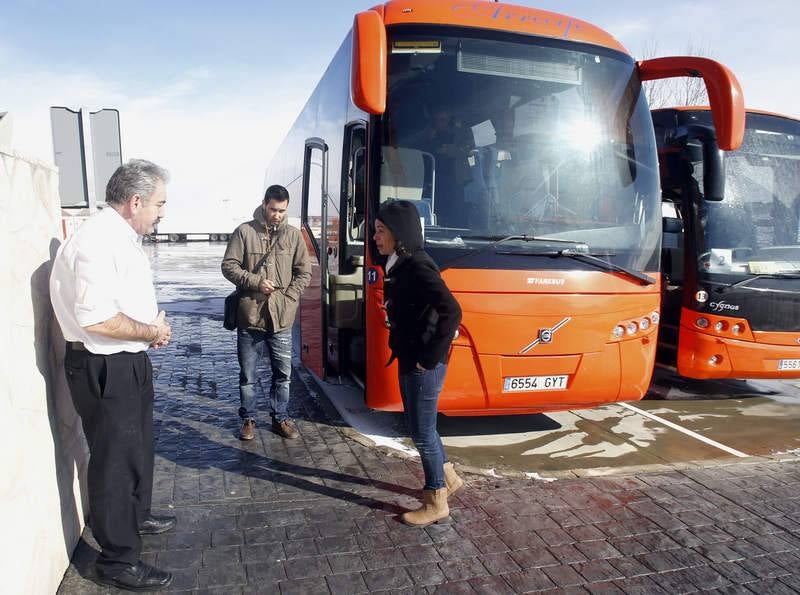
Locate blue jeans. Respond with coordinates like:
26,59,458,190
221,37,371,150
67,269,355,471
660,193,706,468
237,328,292,422
399,363,448,490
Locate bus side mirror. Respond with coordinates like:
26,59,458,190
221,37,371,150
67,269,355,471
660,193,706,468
676,125,726,201
701,138,725,201
351,10,387,115
638,56,745,151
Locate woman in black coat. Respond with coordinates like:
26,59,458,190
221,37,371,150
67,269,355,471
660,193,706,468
374,199,464,526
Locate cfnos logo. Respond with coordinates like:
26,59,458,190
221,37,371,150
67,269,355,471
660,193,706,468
709,300,740,313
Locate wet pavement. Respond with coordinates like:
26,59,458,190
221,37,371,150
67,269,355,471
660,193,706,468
56,242,800,593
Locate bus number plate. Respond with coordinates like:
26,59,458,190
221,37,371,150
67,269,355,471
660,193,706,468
503,375,567,392
778,359,800,370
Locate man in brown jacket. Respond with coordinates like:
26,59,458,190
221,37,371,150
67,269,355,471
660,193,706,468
222,185,311,440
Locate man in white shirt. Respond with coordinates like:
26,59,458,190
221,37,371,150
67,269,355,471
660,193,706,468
50,159,175,592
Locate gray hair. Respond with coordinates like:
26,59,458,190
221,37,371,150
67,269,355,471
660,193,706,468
105,159,169,205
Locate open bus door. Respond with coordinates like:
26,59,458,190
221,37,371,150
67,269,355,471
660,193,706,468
299,138,329,379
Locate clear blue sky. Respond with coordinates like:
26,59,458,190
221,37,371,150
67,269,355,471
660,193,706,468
2,0,797,229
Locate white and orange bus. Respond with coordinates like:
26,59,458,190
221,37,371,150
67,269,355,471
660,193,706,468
653,107,800,379
266,0,744,414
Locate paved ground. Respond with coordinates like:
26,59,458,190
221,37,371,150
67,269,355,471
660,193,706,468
58,311,800,594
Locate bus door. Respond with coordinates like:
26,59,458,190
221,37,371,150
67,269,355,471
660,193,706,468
328,123,367,379
659,200,686,367
300,137,329,378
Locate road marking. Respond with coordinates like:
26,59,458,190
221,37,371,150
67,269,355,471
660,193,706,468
618,402,749,458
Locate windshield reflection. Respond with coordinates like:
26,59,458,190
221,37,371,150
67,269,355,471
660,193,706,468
379,31,660,273
698,114,800,278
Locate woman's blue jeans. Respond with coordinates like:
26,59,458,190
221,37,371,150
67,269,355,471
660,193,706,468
399,362,448,490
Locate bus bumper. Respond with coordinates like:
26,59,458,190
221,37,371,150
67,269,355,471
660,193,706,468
677,328,800,379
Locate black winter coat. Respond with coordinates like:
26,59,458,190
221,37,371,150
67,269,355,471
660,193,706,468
383,250,462,374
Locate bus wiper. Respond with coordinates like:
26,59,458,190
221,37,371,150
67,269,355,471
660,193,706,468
719,272,800,292
440,234,581,269
554,248,657,286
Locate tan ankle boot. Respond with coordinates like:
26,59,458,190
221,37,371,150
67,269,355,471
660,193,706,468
443,462,464,497
400,488,449,527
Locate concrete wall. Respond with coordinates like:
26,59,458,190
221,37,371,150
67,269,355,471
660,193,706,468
0,149,89,594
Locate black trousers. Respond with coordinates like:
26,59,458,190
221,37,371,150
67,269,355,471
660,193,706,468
64,343,155,574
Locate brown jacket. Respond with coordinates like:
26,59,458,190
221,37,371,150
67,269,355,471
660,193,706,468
221,206,312,332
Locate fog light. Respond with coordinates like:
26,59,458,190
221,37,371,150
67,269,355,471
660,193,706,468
612,325,625,339
732,323,745,334
696,317,709,329
639,318,651,331
651,311,660,324
626,322,638,335
709,354,723,365
714,321,728,332
695,290,709,303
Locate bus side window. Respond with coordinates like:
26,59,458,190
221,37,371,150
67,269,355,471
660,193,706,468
346,125,367,241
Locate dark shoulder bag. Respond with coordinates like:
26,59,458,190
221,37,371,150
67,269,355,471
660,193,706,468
223,289,240,330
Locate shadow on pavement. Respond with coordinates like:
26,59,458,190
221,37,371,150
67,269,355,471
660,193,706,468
646,367,782,400
158,419,412,515
437,412,562,437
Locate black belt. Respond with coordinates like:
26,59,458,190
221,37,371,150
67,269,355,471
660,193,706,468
67,341,88,352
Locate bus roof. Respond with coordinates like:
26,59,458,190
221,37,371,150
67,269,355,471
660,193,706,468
372,0,628,54
653,106,799,123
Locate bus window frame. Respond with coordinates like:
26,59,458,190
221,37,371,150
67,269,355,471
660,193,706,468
340,121,368,246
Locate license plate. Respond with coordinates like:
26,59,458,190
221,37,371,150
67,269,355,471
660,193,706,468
503,375,568,392
778,359,800,370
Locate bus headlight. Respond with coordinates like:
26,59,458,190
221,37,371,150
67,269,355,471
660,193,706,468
612,325,625,339
639,318,651,331
626,322,638,335
714,321,728,332
696,317,710,329
650,311,660,324
732,323,745,334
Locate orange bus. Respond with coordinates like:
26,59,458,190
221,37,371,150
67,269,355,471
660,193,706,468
653,107,800,379
266,0,744,414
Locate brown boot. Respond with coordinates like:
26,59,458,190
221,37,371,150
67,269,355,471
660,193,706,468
239,419,256,441
444,462,464,497
400,488,449,527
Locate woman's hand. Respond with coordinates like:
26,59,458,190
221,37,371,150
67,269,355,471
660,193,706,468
416,362,426,371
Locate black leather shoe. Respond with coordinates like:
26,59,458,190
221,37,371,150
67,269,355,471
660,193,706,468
138,514,177,535
95,561,173,592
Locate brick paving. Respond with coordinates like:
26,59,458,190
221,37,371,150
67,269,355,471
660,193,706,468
58,312,800,593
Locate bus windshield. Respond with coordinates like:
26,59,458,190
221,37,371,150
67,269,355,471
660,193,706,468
379,30,660,273
694,113,800,281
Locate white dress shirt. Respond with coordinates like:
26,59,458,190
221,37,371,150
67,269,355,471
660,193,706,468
50,207,159,354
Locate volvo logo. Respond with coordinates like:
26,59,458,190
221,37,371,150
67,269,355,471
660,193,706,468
519,317,571,354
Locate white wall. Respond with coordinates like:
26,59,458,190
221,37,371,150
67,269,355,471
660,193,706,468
0,148,89,594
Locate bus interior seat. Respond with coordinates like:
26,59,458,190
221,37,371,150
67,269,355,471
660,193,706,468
380,146,426,201
380,146,436,225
